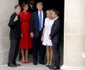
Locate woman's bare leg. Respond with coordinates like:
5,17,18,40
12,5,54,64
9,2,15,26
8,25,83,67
25,49,29,62
49,46,53,65
21,49,25,62
46,46,50,65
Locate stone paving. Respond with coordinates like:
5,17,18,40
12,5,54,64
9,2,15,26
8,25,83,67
0,62,85,70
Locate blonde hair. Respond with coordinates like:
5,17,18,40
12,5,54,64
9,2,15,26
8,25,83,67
46,10,52,14
46,10,53,19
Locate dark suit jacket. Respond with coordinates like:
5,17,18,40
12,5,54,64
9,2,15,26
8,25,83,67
8,12,21,39
28,4,36,13
50,18,60,44
30,11,45,38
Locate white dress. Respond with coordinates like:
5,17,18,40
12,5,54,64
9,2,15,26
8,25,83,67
42,18,54,46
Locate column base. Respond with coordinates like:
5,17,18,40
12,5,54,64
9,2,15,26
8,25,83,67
61,65,85,70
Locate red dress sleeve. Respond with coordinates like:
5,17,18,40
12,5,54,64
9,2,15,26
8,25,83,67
28,12,31,30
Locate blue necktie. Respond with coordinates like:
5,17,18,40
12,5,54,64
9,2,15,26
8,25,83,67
39,11,42,31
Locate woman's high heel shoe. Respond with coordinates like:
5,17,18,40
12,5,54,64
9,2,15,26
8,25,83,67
22,57,25,63
25,61,29,64
25,58,29,64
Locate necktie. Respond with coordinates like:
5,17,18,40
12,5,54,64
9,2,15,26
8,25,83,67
39,11,42,31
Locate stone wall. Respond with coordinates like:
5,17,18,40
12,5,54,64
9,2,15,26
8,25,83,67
62,0,85,69
0,0,18,64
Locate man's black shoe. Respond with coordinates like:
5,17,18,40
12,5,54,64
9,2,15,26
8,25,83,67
39,61,45,65
33,62,37,65
14,63,21,66
8,63,17,67
54,66,60,69
46,65,50,67
48,65,54,69
49,66,60,70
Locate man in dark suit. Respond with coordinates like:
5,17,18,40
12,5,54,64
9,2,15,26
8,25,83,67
8,5,21,67
30,2,46,65
28,0,36,12
49,9,60,69
27,0,36,55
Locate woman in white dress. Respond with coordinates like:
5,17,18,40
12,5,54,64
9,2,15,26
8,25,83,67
41,10,54,67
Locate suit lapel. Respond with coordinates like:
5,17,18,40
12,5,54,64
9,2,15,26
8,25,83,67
36,11,39,30
36,11,39,24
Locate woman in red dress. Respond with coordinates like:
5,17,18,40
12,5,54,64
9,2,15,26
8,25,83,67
20,2,32,63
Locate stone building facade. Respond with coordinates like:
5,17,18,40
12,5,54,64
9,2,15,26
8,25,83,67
0,0,85,70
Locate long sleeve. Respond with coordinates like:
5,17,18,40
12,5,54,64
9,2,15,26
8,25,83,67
8,14,16,27
28,12,32,30
50,19,60,39
30,13,34,33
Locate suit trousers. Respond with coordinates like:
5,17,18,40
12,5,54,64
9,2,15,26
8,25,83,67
32,31,46,64
53,43,60,67
8,39,20,64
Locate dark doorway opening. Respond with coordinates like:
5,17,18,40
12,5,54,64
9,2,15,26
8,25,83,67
19,0,64,65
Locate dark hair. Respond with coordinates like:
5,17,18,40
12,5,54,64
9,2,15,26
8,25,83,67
29,0,34,1
14,4,21,9
37,1,43,5
22,2,28,8
52,9,60,16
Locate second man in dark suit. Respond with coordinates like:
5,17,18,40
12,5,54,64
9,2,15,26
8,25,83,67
8,5,21,67
30,2,46,65
28,0,36,12
49,9,60,69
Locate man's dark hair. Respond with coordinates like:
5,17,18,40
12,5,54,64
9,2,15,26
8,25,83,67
29,0,34,1
14,4,21,9
52,9,60,16
36,1,43,5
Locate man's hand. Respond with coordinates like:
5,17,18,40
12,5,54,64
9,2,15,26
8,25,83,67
30,32,34,38
49,36,51,40
14,16,18,22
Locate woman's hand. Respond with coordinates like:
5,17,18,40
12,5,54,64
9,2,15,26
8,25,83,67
49,36,51,40
41,36,44,42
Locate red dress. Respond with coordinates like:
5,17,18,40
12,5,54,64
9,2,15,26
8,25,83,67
20,12,32,49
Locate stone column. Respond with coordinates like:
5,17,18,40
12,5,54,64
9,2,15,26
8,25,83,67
0,0,18,64
62,0,85,69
